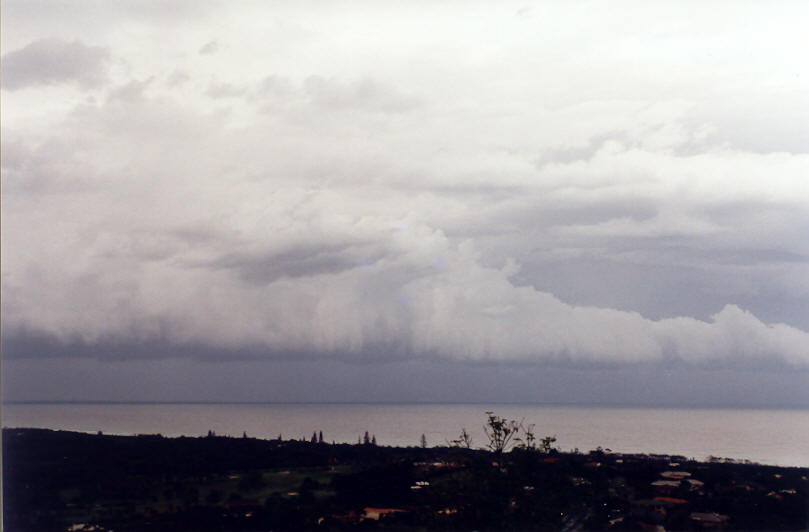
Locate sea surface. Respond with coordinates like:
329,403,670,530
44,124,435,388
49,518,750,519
3,403,808,467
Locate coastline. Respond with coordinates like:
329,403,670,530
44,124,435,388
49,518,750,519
3,428,807,531
4,402,808,468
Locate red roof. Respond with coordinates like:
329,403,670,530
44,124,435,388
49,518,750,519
654,497,688,504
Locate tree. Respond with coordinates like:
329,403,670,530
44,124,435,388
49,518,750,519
483,411,521,454
363,431,371,445
539,435,557,453
371,434,377,446
318,430,324,443
420,434,427,448
450,428,473,449
517,423,536,450
481,412,556,454
311,431,318,443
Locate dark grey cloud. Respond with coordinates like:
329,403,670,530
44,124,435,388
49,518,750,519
513,255,809,330
0,133,101,195
198,40,219,55
302,76,422,113
4,354,808,408
1,38,109,90
208,243,387,285
514,196,659,232
249,75,423,114
658,247,807,267
0,136,28,172
108,78,154,102
536,133,626,167
3,0,222,33
166,69,191,87
256,75,293,96
205,81,247,99
688,95,809,155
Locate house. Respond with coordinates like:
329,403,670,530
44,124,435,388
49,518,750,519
689,512,729,529
661,470,691,479
685,478,704,491
651,479,681,495
631,499,675,525
330,510,361,524
363,507,407,521
653,497,687,505
632,498,687,528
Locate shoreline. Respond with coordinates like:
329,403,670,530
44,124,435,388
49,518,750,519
5,403,808,469
3,424,807,469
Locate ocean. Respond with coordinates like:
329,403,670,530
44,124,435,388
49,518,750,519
3,403,807,467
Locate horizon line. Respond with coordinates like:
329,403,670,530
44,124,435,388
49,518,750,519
3,400,808,410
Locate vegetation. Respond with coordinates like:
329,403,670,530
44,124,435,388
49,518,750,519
482,411,521,453
449,427,473,449
482,411,556,454
2,415,807,531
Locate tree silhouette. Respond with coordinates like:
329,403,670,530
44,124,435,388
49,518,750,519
450,428,473,449
420,434,427,448
517,423,536,450
539,435,557,453
483,411,520,454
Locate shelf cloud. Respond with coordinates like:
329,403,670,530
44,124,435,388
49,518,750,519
3,2,809,386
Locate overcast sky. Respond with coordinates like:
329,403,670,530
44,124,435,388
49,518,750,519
3,1,808,406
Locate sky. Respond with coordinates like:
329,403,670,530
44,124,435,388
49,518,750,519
2,1,809,406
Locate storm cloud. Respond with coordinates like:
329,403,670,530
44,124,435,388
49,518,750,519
2,1,809,401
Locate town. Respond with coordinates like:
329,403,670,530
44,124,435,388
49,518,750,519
3,420,807,531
